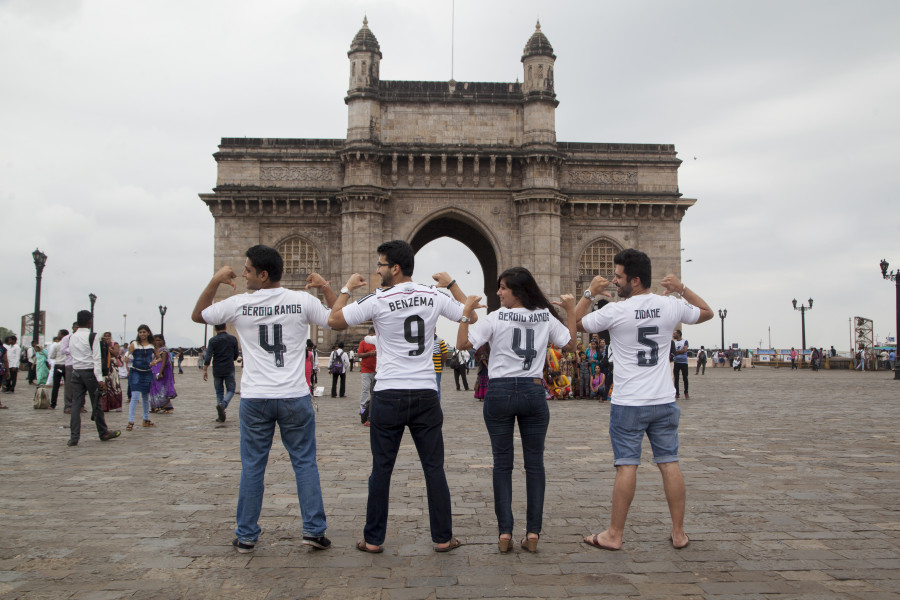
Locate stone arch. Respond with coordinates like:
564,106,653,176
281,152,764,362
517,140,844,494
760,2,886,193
408,209,502,312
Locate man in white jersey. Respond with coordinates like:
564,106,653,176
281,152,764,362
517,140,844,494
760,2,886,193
328,240,474,553
576,248,713,551
191,245,337,554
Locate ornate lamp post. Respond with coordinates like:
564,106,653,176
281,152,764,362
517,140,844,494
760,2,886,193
159,305,167,336
123,314,127,344
32,249,47,345
718,308,727,351
792,298,813,364
879,259,899,380
88,293,97,333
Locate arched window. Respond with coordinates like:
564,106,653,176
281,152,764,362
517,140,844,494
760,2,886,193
276,236,321,277
578,239,621,280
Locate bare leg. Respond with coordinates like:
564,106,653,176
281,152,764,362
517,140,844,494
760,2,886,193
657,461,688,548
584,465,636,549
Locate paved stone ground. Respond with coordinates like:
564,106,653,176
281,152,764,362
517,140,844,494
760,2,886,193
1,364,898,599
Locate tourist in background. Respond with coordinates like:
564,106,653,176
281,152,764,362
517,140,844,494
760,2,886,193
126,325,159,431
150,334,177,413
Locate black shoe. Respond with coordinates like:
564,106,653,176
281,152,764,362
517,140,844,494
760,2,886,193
301,535,331,550
100,430,121,441
67,439,78,447
216,404,226,422
232,538,255,553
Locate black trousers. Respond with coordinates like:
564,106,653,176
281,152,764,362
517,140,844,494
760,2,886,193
4,367,18,391
50,364,66,407
453,366,469,390
331,372,346,397
673,363,689,395
69,369,110,442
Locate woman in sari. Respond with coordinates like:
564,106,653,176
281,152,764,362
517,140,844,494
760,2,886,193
34,343,50,385
127,325,160,431
150,334,177,413
99,332,123,412
472,344,490,401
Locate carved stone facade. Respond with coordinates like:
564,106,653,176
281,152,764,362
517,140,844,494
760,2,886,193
200,19,696,346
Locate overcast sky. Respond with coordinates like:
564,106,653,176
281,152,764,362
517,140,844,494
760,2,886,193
2,0,898,352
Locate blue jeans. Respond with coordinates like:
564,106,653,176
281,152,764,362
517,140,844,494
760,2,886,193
213,373,236,409
483,378,549,535
435,371,442,402
609,402,680,466
235,396,327,543
365,388,452,546
129,390,150,422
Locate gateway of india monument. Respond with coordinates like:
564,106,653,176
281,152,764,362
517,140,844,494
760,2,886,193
200,19,696,346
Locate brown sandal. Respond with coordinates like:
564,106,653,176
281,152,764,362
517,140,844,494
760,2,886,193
498,535,512,553
142,420,156,428
521,533,539,553
126,422,134,431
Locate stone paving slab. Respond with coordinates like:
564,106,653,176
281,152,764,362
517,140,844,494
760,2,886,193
1,365,899,599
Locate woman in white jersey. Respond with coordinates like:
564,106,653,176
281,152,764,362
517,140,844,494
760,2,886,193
457,267,576,553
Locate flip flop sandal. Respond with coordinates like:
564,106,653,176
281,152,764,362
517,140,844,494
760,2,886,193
434,537,461,553
356,539,384,554
584,534,620,551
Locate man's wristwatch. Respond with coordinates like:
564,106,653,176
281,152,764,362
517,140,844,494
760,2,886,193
583,289,595,301
459,316,471,323
340,286,351,296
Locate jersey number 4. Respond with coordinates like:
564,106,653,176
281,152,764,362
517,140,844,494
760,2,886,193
512,327,536,370
259,324,286,367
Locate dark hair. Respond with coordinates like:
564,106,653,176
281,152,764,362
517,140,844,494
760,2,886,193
154,334,166,346
614,248,652,289
59,329,69,337
377,240,415,276
337,342,344,349
6,335,16,343
214,323,227,331
136,324,154,342
246,244,283,282
306,339,314,348
76,310,92,327
497,267,564,323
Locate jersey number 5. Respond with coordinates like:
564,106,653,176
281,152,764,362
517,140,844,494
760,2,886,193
259,324,286,367
637,326,659,367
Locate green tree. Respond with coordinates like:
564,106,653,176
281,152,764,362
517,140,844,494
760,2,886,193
0,326,15,343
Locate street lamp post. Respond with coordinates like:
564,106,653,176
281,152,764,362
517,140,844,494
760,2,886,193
718,309,727,351
31,249,47,345
123,314,127,344
792,298,814,354
879,259,899,381
88,293,97,333
159,305,167,336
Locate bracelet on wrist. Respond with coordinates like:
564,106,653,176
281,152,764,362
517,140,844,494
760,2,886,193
447,279,456,289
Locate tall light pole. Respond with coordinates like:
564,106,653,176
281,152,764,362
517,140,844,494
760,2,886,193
718,309,727,350
32,249,47,345
792,298,813,354
122,314,127,344
88,293,97,333
159,305,167,336
879,259,899,380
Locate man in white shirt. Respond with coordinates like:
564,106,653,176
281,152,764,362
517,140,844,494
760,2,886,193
67,311,120,446
192,244,337,554
576,248,712,551
2,335,21,393
328,239,473,553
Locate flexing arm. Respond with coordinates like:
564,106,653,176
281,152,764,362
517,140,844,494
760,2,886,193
552,294,577,352
456,295,486,351
575,275,613,332
660,274,714,324
327,273,368,330
433,272,478,323
305,272,337,308
192,266,237,323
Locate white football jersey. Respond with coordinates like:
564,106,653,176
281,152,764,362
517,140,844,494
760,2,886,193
341,282,463,392
581,293,700,406
201,287,331,399
467,307,571,379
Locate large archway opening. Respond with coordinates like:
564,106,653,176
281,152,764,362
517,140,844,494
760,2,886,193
410,216,499,311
